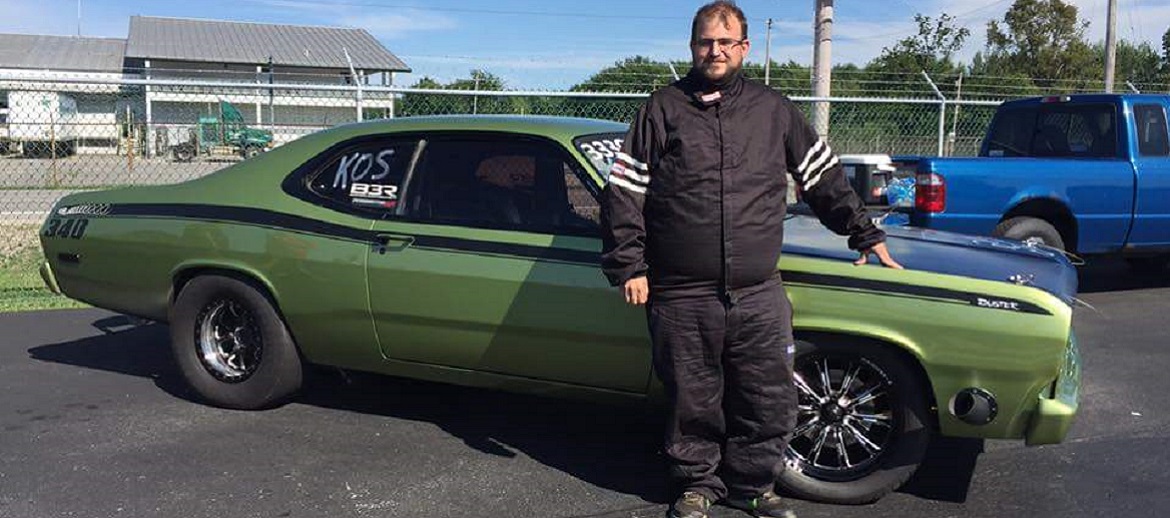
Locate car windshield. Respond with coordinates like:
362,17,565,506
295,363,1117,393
572,132,627,179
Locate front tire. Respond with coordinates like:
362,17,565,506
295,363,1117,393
994,216,1065,251
777,338,931,504
170,275,302,410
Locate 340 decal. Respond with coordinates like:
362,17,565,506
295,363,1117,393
43,218,89,239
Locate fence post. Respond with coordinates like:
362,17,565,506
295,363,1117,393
920,71,947,156
937,101,947,157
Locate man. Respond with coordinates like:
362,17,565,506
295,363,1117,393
599,2,901,518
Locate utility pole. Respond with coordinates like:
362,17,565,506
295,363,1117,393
1104,0,1118,92
764,18,773,86
812,0,833,139
76,0,81,36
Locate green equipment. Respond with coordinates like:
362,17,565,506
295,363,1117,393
171,101,273,161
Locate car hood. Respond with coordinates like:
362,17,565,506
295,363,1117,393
781,216,1079,305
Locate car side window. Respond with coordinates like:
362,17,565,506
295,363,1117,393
306,140,415,215
405,137,599,235
1134,104,1170,157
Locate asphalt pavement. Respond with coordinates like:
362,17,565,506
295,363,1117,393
2,257,1169,518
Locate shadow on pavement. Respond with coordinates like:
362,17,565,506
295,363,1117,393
1076,256,1170,294
897,436,984,503
27,315,672,504
27,314,986,508
27,316,197,404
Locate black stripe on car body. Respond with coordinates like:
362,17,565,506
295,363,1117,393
98,203,1050,315
105,203,600,265
782,271,1052,315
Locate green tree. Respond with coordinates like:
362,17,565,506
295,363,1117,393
1162,27,1170,68
563,56,681,122
872,13,970,75
742,59,814,96
983,0,1096,89
570,56,678,93
1094,40,1162,90
398,70,527,117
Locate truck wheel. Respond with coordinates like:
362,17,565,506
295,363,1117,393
994,216,1065,251
777,338,931,504
1125,255,1169,274
241,146,261,159
170,275,303,410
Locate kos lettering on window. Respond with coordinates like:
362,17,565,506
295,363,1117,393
332,149,397,189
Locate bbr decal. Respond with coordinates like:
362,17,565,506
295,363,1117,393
350,183,398,200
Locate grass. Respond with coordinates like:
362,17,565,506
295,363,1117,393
0,226,88,312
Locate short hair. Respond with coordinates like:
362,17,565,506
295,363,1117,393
691,1,748,42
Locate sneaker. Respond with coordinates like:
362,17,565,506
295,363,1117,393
725,490,796,518
668,491,712,518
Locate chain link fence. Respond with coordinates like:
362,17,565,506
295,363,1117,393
0,73,999,303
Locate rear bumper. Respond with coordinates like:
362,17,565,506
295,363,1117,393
39,260,61,295
1025,331,1082,445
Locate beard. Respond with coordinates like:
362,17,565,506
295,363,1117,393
693,58,742,89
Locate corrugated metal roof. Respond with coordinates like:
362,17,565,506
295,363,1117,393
0,34,126,72
125,16,410,72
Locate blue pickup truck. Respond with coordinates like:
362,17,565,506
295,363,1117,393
900,94,1170,271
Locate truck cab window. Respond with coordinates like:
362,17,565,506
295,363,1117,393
1134,104,1170,157
1031,104,1117,158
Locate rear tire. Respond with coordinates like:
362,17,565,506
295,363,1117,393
777,338,931,504
994,216,1066,251
170,275,302,410
241,145,262,159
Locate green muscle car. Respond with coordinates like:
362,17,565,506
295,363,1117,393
37,115,1081,504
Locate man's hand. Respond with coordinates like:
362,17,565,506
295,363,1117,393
623,276,649,305
855,242,903,269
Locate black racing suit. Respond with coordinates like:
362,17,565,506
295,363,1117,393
600,70,885,501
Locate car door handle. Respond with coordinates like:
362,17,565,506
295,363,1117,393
373,233,415,254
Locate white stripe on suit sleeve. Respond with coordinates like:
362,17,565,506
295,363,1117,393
616,152,648,171
619,169,651,184
803,144,833,182
796,139,826,176
609,161,650,185
609,175,647,194
803,155,839,190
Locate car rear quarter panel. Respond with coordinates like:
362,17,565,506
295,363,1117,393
778,255,1073,440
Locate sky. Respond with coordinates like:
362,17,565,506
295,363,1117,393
0,0,1167,90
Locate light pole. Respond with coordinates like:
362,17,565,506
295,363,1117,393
764,18,773,86
812,0,833,139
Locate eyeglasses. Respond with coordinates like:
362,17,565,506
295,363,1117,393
692,38,746,51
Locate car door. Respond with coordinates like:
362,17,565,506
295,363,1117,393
366,133,650,393
283,134,420,363
1126,103,1170,247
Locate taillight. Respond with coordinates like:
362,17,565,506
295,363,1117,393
915,172,946,213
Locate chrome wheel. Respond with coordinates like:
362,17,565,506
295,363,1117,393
787,354,897,481
195,298,263,382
